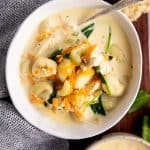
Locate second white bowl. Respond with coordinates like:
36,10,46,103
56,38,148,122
6,0,142,139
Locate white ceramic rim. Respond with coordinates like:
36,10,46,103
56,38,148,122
6,0,142,139
86,132,150,150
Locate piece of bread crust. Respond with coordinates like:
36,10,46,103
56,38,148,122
122,0,150,21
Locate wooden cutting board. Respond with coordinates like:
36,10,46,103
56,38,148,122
69,12,150,150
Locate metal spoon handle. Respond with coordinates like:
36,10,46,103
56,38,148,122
82,0,143,24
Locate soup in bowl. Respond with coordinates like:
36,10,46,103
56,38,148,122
87,133,150,150
6,0,142,139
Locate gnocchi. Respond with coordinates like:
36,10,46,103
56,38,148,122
31,81,53,101
32,57,57,78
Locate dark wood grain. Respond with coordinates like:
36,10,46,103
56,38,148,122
69,13,150,150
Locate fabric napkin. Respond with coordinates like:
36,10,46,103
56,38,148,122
0,100,69,150
0,0,51,98
0,0,69,149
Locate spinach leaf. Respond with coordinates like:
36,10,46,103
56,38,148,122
129,90,150,113
142,116,150,142
94,66,111,96
90,95,106,115
50,49,71,61
83,29,94,38
63,53,70,59
104,26,112,53
47,90,57,104
50,49,62,61
81,23,95,38
81,23,94,32
95,66,100,74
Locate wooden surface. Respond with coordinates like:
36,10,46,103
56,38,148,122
69,12,150,150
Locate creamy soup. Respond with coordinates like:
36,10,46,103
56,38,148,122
20,7,132,123
88,138,150,150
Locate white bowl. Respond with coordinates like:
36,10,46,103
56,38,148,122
6,0,142,139
86,133,150,150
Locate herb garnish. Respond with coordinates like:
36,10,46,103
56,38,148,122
104,26,112,53
81,23,95,38
50,49,62,61
43,101,48,107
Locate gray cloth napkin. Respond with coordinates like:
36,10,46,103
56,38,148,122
0,0,51,98
0,100,69,150
0,0,69,149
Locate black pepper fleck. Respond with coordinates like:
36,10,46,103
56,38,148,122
44,101,48,107
108,55,113,60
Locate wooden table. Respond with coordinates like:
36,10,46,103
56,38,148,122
69,9,150,150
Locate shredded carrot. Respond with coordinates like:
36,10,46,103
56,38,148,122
68,71,75,88
74,109,82,118
52,107,57,113
28,73,35,84
80,87,91,95
69,95,77,106
84,44,96,59
63,94,84,118
56,55,64,63
30,93,43,104
72,87,90,98
62,47,73,55
34,69,40,75
52,98,60,107
56,55,62,59
83,39,90,45
47,66,53,71
48,75,57,80
36,32,51,41
58,57,64,63
37,25,65,42
27,52,35,60
64,97,71,111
